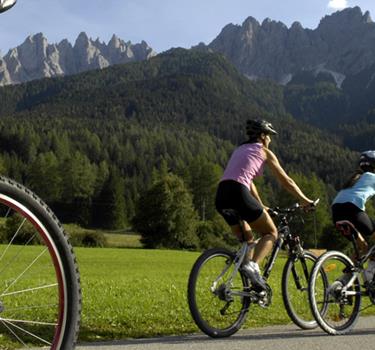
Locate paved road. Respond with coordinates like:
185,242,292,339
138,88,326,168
76,316,375,350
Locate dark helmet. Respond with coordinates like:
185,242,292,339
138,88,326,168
359,150,375,171
246,119,277,138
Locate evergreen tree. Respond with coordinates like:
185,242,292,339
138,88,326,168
94,168,126,229
27,152,62,202
183,156,222,221
274,172,331,248
133,172,199,249
60,151,97,225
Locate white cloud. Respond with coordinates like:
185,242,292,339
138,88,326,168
327,0,349,10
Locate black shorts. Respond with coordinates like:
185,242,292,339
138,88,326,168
332,202,375,237
215,180,264,225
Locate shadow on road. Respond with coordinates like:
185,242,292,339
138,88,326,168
78,325,375,348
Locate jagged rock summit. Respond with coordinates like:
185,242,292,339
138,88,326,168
201,6,375,86
0,32,156,85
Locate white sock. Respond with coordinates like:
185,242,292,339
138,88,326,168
245,261,260,273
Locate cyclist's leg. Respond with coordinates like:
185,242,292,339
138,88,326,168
352,209,375,255
248,210,277,264
332,203,371,257
216,180,257,248
230,220,256,262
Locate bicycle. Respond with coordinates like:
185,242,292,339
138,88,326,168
309,220,375,335
187,201,319,338
0,176,81,349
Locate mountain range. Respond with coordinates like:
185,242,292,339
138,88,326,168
0,32,156,85
201,6,375,86
2,6,375,89
0,22,373,227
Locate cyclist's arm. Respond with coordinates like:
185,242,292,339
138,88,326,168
250,182,267,209
264,148,312,206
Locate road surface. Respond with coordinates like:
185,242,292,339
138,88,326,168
76,316,375,350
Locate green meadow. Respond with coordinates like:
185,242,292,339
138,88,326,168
77,246,305,341
77,245,375,342
1,240,375,347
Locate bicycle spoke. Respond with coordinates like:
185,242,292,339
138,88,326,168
188,248,250,337
0,177,81,348
1,319,29,348
0,248,48,296
282,253,317,329
1,282,57,297
1,318,52,345
2,318,57,327
0,217,27,263
309,251,361,334
0,233,38,277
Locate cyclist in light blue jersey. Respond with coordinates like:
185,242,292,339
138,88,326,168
332,151,375,237
332,150,375,280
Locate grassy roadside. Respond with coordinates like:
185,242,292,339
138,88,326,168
76,247,298,342
76,246,375,342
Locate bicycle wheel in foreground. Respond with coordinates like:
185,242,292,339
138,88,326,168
282,251,318,329
187,248,250,338
0,177,81,349
309,251,361,335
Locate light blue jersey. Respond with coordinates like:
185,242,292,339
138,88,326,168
332,172,375,210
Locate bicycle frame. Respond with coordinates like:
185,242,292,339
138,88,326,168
340,244,375,297
214,205,308,296
210,241,256,298
188,202,319,338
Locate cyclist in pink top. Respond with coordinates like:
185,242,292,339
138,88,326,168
216,119,314,291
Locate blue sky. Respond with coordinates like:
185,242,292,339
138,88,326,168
0,0,374,55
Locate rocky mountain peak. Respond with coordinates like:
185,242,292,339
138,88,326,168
290,21,304,31
74,32,90,46
363,10,372,23
202,7,375,85
0,33,156,86
108,34,121,49
318,6,372,29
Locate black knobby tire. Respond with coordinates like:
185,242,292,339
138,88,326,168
282,251,318,329
0,176,81,349
187,247,250,338
309,251,361,335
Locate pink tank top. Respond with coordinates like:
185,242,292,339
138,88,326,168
221,143,265,188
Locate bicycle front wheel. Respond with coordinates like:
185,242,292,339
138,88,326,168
309,251,361,335
0,176,81,349
282,251,318,329
187,248,250,338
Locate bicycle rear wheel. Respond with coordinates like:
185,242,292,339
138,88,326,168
282,251,318,329
187,248,250,338
309,251,361,335
0,176,81,349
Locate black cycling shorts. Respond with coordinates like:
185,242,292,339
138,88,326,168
332,202,375,237
215,180,264,225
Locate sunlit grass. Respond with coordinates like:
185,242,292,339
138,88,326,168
2,245,375,347
75,248,315,342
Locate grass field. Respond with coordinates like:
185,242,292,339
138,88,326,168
2,243,375,347
76,246,375,342
76,248,302,341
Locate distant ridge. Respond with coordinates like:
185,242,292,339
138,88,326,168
197,6,375,86
0,32,156,86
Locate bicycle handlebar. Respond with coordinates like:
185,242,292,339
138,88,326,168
268,198,319,218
